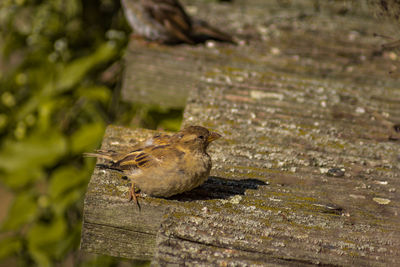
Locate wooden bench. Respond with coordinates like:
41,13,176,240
81,0,400,265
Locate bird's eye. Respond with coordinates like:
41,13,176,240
198,135,204,139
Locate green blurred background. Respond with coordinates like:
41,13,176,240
0,0,181,266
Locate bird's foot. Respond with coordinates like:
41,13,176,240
129,183,141,210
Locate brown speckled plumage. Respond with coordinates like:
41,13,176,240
85,126,221,207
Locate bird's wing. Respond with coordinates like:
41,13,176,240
111,143,184,171
142,0,194,44
111,148,158,170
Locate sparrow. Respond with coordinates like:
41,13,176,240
121,0,235,44
85,126,221,207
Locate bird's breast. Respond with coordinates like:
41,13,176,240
133,151,211,197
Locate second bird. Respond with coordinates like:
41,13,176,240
121,0,235,44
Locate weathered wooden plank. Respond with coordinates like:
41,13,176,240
81,222,155,260
82,0,400,265
80,127,167,261
152,78,400,266
147,1,400,264
121,0,400,110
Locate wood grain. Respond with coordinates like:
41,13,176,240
82,0,400,265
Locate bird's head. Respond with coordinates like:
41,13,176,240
174,125,221,152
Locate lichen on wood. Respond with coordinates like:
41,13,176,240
82,0,400,265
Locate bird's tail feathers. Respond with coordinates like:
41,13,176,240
192,19,235,44
83,150,117,162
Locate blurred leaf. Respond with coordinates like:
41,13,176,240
76,85,112,105
70,122,105,154
27,215,68,266
52,42,117,95
145,107,183,131
52,222,81,259
29,247,51,267
80,254,118,267
1,167,45,189
36,97,69,133
16,42,117,122
1,193,37,231
27,215,66,248
0,236,22,260
52,188,83,216
159,116,182,131
0,130,67,174
55,0,81,19
49,166,87,200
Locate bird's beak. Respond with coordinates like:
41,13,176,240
207,131,222,143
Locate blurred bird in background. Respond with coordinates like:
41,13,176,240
121,0,235,44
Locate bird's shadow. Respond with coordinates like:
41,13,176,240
96,164,267,202
168,176,267,202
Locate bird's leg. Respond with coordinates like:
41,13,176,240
129,183,141,210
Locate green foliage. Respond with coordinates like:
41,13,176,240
0,131,67,188
139,106,183,132
2,193,38,231
0,0,129,266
